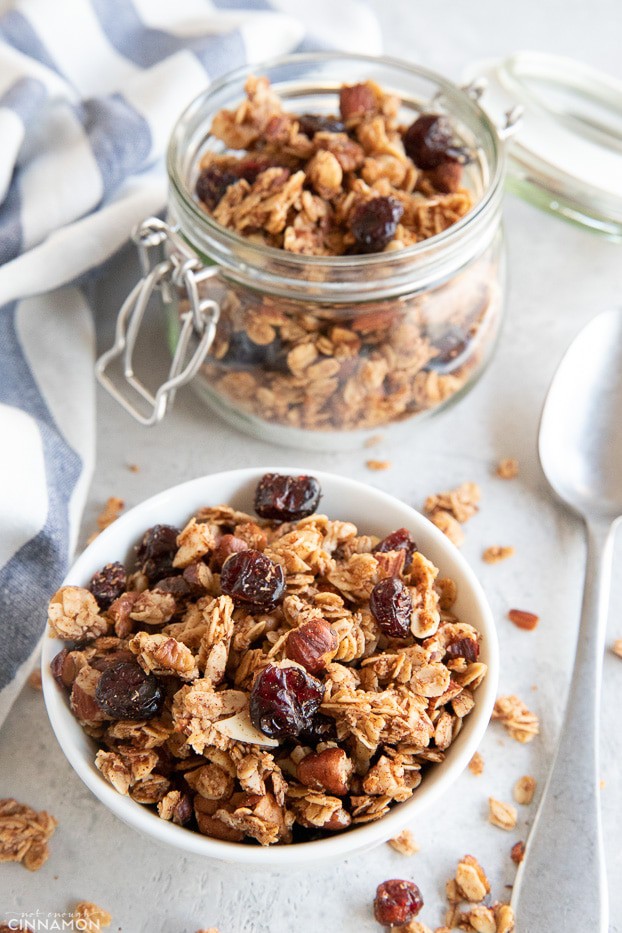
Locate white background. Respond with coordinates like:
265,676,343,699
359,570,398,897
2,1,622,930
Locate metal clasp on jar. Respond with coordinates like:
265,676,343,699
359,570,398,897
461,78,523,140
96,217,219,426
431,78,523,141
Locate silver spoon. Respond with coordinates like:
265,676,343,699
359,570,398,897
511,308,622,931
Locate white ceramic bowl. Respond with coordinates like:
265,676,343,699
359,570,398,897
42,467,498,868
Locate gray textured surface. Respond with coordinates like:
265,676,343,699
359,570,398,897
2,4,622,930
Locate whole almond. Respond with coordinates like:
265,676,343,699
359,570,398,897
508,609,539,631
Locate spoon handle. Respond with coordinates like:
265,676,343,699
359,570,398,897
512,520,614,931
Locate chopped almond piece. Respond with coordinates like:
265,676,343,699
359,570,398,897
483,546,514,564
510,840,526,864
508,609,539,631
366,459,391,471
513,775,537,805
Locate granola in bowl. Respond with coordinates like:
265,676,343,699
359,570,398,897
46,472,488,849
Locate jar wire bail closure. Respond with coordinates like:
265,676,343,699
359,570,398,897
95,217,220,426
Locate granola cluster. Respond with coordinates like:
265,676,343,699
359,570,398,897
424,482,481,548
198,76,473,255
186,75,501,434
0,798,57,871
445,855,515,932
47,473,486,847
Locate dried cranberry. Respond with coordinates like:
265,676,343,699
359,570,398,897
373,528,417,569
254,473,321,522
446,637,479,662
298,113,345,137
403,113,469,169
89,561,127,610
95,660,164,720
427,326,472,374
350,196,403,253
236,155,275,183
224,331,288,373
220,549,285,610
298,712,337,745
374,879,424,926
196,165,239,210
370,577,412,638
136,524,179,584
249,663,325,740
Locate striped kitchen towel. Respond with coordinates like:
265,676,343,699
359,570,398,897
0,0,381,726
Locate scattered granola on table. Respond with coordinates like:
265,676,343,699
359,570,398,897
611,638,622,658
445,856,516,932
88,497,125,543
482,547,514,565
0,798,57,870
388,828,419,855
487,797,517,831
47,472,487,846
495,459,519,480
188,75,502,434
72,902,111,929
424,482,481,548
492,695,539,743
467,751,484,776
513,774,536,805
27,668,42,690
367,459,392,471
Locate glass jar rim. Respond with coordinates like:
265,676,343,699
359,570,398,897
167,51,505,300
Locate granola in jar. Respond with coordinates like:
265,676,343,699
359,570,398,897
47,473,487,846
161,54,506,446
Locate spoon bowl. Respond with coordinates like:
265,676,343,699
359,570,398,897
539,307,622,519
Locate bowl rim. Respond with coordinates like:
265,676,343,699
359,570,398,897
41,466,499,867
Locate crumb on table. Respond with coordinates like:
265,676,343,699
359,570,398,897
482,546,514,564
495,458,519,479
366,459,391,471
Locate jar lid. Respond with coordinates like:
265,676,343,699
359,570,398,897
465,51,622,240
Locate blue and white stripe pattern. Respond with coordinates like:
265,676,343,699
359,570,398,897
0,0,380,725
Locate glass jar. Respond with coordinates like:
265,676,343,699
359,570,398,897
98,53,511,449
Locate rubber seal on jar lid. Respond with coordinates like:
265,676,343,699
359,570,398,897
463,51,622,241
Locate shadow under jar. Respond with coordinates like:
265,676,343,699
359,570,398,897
165,54,506,449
